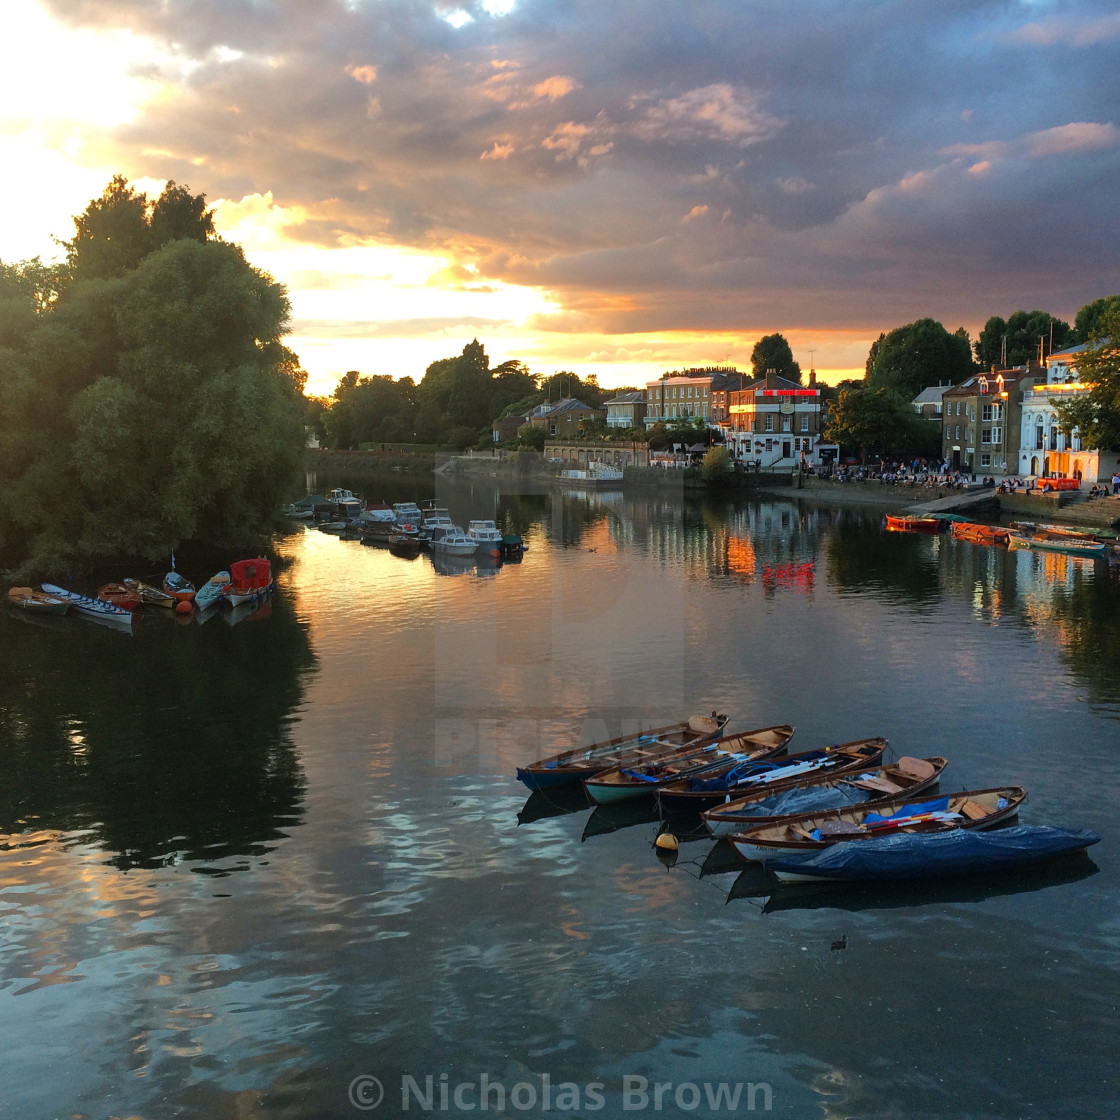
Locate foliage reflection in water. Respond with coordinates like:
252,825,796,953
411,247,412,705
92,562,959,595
0,480,1117,1119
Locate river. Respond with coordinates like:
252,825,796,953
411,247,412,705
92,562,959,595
0,477,1117,1118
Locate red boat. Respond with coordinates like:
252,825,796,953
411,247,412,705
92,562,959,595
885,515,946,534
223,558,274,607
950,521,1010,546
98,582,143,611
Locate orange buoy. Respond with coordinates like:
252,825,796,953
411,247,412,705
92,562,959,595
174,600,193,615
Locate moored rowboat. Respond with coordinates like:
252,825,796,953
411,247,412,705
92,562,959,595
765,825,1099,883
657,736,888,813
729,785,1026,863
8,586,70,615
41,583,133,631
194,570,232,611
1006,531,1106,557
123,578,176,608
950,521,1010,546
584,724,795,804
885,515,946,534
516,713,729,790
703,755,947,836
98,582,143,611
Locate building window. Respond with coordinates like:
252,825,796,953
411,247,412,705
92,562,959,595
993,404,1003,420
1035,424,1044,450
800,414,809,432
980,453,991,467
764,415,774,432
934,403,942,415
982,404,992,422
955,425,961,439
991,426,1001,444
981,429,991,444
782,416,791,432
1049,427,1058,451
956,402,962,416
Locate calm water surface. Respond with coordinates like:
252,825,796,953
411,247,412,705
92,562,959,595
1,480,1118,1119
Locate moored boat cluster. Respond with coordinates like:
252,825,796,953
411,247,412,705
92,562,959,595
8,557,274,633
516,714,1099,892
286,489,527,562
888,512,1119,558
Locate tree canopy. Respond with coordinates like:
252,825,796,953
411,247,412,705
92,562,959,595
0,177,306,573
824,385,933,463
750,334,801,383
865,319,973,400
1053,301,1120,451
973,310,1072,369
1073,296,1120,344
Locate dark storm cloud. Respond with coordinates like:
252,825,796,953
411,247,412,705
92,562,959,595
45,0,1120,333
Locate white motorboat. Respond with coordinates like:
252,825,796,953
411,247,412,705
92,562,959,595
326,487,363,518
467,519,504,557
428,525,478,556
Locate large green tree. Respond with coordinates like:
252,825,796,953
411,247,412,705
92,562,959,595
973,310,1072,368
1053,302,1120,452
0,178,305,571
1072,296,1120,344
865,319,973,400
325,371,416,447
750,333,801,383
824,385,926,464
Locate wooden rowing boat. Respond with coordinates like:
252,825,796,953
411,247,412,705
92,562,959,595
41,583,133,631
516,713,729,790
885,515,946,534
8,586,70,615
703,755,947,836
584,724,794,804
657,736,887,813
950,521,1009,546
728,785,1026,863
123,578,176,608
98,582,143,611
1006,530,1106,557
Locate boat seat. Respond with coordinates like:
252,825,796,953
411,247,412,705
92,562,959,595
897,756,936,780
960,799,989,821
850,776,904,794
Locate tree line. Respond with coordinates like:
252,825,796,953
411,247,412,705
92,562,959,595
0,176,307,574
826,301,1120,463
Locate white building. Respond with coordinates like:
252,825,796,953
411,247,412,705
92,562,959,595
1017,344,1105,482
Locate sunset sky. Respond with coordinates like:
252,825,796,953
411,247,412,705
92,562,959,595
2,0,1119,397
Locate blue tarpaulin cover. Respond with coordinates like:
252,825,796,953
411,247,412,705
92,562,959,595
862,796,950,823
767,825,1101,881
736,784,868,818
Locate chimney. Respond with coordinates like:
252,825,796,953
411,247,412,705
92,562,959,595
808,367,817,389
765,367,777,391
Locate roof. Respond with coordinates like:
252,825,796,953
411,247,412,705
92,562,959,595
603,391,646,405
912,385,951,405
738,374,804,392
538,397,603,418
1049,343,1088,360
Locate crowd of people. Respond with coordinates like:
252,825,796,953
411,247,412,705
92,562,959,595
816,458,982,489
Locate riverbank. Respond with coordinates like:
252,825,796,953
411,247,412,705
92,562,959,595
772,477,1120,527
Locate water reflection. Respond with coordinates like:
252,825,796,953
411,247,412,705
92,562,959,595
0,587,314,870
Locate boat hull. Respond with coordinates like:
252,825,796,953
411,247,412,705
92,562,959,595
516,714,728,790
657,737,887,813
767,825,1099,882
703,756,947,836
729,786,1025,863
8,587,69,615
584,724,795,804
42,583,133,631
